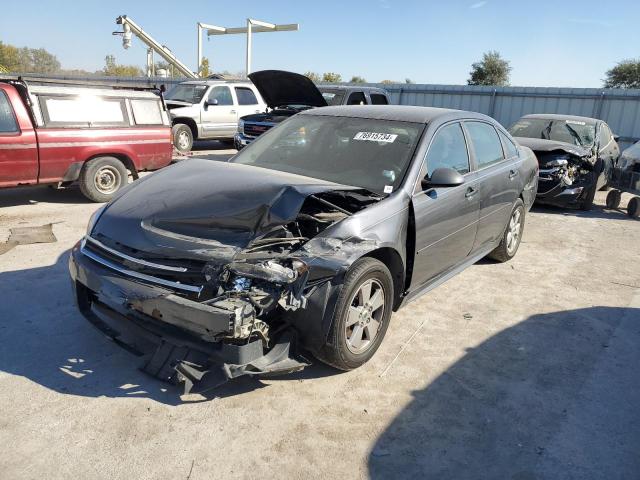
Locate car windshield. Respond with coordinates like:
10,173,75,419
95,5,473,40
165,84,208,104
231,115,424,195
509,118,596,147
320,90,346,106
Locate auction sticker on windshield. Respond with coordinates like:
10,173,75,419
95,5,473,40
354,132,398,143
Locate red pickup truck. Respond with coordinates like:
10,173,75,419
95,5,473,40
0,78,173,202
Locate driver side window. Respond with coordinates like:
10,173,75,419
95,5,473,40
207,86,233,106
425,123,470,177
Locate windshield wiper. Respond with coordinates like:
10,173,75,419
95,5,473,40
541,121,553,140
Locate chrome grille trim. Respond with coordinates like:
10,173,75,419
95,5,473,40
85,235,188,273
80,238,203,294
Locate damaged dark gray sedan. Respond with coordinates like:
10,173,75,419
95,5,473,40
69,106,538,393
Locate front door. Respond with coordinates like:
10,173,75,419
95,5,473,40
200,86,237,139
0,87,38,187
411,122,480,288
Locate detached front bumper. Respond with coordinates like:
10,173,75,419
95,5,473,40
68,240,309,393
535,172,596,208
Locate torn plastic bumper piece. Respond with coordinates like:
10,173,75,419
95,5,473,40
138,329,310,395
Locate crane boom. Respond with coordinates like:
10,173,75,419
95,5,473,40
116,15,197,79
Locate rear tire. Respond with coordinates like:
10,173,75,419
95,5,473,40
172,124,193,153
315,257,394,371
606,189,622,209
488,198,525,262
78,156,128,203
628,197,640,218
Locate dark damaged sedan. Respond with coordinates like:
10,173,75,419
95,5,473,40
69,106,538,393
510,114,619,210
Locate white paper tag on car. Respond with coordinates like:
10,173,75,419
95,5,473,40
384,185,393,194
354,132,398,143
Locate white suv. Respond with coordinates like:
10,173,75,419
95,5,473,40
165,80,266,153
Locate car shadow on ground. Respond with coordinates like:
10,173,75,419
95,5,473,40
0,185,93,208
172,140,237,163
368,305,640,479
531,202,636,221
0,250,338,405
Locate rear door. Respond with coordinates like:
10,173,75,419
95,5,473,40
411,122,480,287
464,121,519,252
233,86,263,119
345,91,368,105
0,86,38,187
200,85,237,138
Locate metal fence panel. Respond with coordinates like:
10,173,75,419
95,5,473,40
9,73,640,149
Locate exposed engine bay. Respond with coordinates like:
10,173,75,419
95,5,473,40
536,151,594,193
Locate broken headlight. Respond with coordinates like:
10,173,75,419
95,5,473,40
228,258,308,284
238,119,244,133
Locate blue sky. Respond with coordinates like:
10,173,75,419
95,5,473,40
1,0,638,87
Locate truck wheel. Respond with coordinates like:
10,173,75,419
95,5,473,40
606,190,622,209
628,197,640,218
172,124,193,153
488,198,525,262
316,257,393,371
580,182,598,210
79,157,128,203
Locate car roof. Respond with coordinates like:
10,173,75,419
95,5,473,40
178,80,253,86
520,113,600,125
299,105,492,124
28,84,160,99
318,85,387,94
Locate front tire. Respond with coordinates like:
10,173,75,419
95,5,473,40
78,156,128,203
488,198,525,262
316,257,394,371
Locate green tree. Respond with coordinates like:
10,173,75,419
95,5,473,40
304,71,321,83
199,57,211,78
604,59,640,89
322,72,342,83
0,41,60,73
467,51,511,86
380,80,396,85
349,75,366,84
103,54,144,77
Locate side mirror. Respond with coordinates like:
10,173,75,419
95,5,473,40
613,134,620,142
421,167,465,190
205,98,218,108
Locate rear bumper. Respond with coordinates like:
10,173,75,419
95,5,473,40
68,241,309,392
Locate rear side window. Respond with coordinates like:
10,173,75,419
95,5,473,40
208,86,233,106
498,130,519,158
0,91,19,133
465,122,504,168
425,123,470,176
347,92,367,105
371,94,388,105
235,87,258,105
40,95,128,127
131,99,163,125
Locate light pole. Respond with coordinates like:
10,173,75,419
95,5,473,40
197,19,299,77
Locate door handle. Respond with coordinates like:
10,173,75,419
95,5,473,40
230,110,237,114
465,186,478,198
509,169,518,179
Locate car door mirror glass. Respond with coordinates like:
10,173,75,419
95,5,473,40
422,167,465,189
205,98,219,107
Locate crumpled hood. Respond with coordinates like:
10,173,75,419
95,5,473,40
248,70,327,109
92,159,352,259
514,137,591,158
